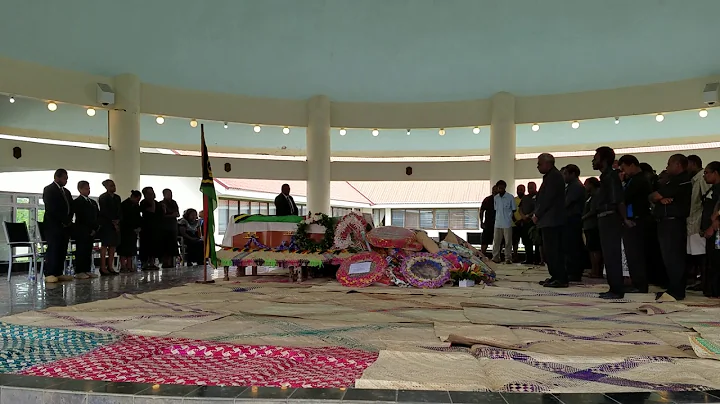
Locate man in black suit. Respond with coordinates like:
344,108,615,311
274,184,299,216
72,181,100,279
533,153,568,288
41,169,74,283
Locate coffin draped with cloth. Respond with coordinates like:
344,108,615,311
217,212,496,289
218,213,368,268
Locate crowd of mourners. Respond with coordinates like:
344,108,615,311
480,147,720,300
40,170,207,283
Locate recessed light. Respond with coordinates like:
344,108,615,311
156,116,165,124
531,124,540,132
86,108,96,117
282,127,290,135
571,121,580,129
47,102,57,112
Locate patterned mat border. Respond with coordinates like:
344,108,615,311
2,374,720,403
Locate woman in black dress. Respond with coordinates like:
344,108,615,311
582,177,603,278
118,190,142,272
139,187,161,270
159,188,180,268
98,179,122,275
179,208,204,265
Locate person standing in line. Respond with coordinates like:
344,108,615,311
492,180,516,264
41,169,75,283
512,184,525,262
479,185,498,256
592,146,632,300
618,155,652,293
533,153,568,288
700,161,720,297
562,164,586,282
98,179,121,275
582,177,604,278
274,184,299,216
518,182,540,265
160,188,180,268
686,155,712,290
118,190,142,272
71,181,99,279
650,154,693,301
139,187,161,270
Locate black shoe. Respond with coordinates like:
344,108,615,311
544,280,569,288
568,276,582,283
687,283,703,291
539,278,553,286
599,291,625,300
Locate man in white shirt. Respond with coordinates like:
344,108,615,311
492,180,516,264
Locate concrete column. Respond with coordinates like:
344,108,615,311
490,92,516,191
108,74,141,198
306,95,331,215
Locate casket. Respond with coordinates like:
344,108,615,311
223,220,326,249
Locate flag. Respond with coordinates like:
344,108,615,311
200,124,218,267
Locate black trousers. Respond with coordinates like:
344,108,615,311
705,236,720,297
622,220,648,292
542,225,566,283
644,219,668,287
45,227,69,277
657,218,687,300
74,233,93,274
598,214,624,294
563,215,585,280
519,221,535,262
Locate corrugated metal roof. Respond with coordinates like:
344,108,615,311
215,179,558,205
215,179,373,204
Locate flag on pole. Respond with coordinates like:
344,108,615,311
200,124,218,267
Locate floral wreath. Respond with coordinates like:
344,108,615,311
399,253,452,289
333,212,370,250
336,252,387,287
294,212,335,252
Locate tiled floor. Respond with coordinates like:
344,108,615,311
0,266,223,316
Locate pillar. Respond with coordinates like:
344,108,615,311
109,74,141,198
489,92,516,191
306,95,331,215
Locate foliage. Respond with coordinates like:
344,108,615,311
294,213,335,252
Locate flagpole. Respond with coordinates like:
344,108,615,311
196,124,215,284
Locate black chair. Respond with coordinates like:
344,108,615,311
3,221,38,281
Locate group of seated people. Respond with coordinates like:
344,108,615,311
40,169,205,283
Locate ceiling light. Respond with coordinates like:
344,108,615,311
531,124,540,132
282,126,290,135
655,113,664,122
47,102,57,112
371,129,379,137
438,128,446,136
9,96,15,104
156,116,165,125
223,122,228,129
86,108,96,117
699,109,708,118
190,119,198,128
253,125,261,133
339,128,347,136
571,121,580,129
406,129,411,135
472,127,480,134
614,117,620,124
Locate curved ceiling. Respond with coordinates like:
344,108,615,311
1,0,719,103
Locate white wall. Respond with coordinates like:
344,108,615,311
4,138,716,182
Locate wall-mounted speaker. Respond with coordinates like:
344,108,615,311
224,163,232,172
12,146,21,159
406,166,412,176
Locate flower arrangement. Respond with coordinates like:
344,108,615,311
333,212,370,250
399,253,452,289
294,212,335,252
336,251,387,287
